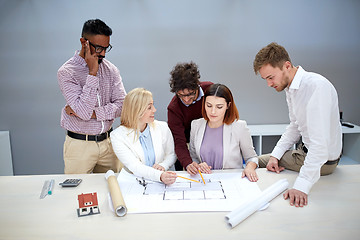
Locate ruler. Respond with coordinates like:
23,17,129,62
40,180,51,199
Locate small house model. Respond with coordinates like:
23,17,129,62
77,192,100,217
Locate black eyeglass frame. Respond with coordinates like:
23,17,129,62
84,38,112,53
177,90,197,99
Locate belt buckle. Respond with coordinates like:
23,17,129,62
95,133,107,142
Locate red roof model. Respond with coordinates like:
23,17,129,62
77,192,100,217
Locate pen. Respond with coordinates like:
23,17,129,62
198,169,206,185
48,179,55,195
177,175,200,183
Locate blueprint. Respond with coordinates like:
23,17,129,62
144,179,226,200
114,169,263,214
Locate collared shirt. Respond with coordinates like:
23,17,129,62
271,66,342,194
180,86,204,107
58,51,126,135
139,125,156,167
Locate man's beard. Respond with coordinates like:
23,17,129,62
98,56,105,64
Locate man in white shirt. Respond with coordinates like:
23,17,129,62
253,42,342,208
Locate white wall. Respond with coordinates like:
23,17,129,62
0,0,359,174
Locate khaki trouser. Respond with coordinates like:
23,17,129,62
258,145,338,176
63,136,123,174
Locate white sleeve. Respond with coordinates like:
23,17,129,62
110,129,162,182
293,83,333,194
271,92,301,159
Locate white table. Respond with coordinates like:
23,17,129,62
0,166,359,240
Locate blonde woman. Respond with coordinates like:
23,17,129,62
110,88,177,184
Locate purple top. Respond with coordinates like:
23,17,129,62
200,124,224,169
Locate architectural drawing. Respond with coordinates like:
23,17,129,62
143,179,226,200
115,170,263,213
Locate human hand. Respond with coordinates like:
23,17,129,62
65,105,78,117
65,105,95,119
266,156,285,173
186,162,200,176
198,162,212,174
91,110,96,119
283,189,308,207
84,40,99,76
241,162,258,182
152,164,165,171
160,171,177,185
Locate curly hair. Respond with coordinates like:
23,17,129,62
169,61,201,93
253,42,292,75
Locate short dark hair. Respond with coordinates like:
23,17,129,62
169,61,201,93
202,83,239,125
81,19,112,38
253,42,291,75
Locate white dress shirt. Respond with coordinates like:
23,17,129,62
271,66,342,194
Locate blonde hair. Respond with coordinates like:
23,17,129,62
120,88,153,137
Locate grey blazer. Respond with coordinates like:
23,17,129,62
189,118,258,169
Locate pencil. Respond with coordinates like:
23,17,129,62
198,169,206,185
177,175,200,183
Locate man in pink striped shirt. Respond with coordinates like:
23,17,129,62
58,19,126,174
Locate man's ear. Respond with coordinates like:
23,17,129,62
79,37,87,57
284,61,292,70
80,37,86,45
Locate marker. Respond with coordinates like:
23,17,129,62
48,179,55,195
198,169,206,185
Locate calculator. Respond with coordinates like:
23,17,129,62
59,179,82,187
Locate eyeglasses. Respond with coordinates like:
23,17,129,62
177,90,196,99
85,38,112,53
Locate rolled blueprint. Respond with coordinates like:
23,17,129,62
105,170,127,217
225,178,289,228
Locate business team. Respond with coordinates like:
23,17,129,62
58,19,342,208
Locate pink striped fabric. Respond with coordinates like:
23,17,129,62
58,51,126,135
